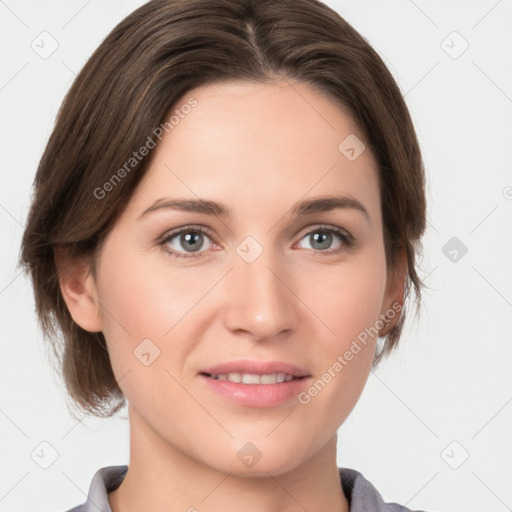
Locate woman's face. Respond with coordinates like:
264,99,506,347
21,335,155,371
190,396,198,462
83,79,403,475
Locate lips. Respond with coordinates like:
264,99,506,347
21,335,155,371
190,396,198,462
198,360,312,408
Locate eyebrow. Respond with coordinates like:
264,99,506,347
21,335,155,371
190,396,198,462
139,194,370,223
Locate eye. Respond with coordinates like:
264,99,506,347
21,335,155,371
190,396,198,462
158,224,354,260
296,225,354,255
158,225,216,259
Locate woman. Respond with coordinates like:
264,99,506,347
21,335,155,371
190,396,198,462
20,0,427,510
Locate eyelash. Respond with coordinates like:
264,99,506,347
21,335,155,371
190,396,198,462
157,224,355,260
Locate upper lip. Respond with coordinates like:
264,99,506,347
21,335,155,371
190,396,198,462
200,360,310,378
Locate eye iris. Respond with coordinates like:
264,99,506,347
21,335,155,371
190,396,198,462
180,232,203,252
311,231,332,250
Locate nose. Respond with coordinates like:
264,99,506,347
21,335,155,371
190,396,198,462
222,247,298,342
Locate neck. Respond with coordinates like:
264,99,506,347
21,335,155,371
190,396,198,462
108,407,349,512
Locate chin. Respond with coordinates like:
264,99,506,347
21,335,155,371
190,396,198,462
202,440,312,478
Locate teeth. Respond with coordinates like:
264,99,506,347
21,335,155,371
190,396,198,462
260,373,277,384
242,373,260,384
210,372,297,384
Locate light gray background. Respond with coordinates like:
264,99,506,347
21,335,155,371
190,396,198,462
1,1,511,511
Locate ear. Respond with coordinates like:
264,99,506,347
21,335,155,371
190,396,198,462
54,247,103,333
379,248,408,336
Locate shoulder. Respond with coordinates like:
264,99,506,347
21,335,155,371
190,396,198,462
338,467,429,512
62,465,128,512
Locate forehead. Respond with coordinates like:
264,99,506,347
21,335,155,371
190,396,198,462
125,79,381,224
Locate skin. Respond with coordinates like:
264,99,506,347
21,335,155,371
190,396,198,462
58,79,406,512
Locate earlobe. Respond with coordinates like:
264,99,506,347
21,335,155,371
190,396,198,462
54,247,103,333
380,249,408,336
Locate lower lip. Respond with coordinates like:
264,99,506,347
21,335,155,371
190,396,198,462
199,374,310,408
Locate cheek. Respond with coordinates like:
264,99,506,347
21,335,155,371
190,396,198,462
93,248,174,381
94,244,219,390
96,248,200,339
297,266,384,432
295,248,386,414
305,250,388,352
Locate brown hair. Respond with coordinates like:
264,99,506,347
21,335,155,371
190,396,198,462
19,0,426,418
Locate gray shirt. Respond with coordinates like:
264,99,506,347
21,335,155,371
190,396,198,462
65,465,426,512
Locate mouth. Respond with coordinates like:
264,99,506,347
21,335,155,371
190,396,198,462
198,360,312,408
200,372,307,384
